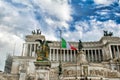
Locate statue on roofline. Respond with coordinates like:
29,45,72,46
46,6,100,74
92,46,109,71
103,30,113,36
32,29,41,35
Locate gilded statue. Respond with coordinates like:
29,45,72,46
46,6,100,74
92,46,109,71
35,39,52,61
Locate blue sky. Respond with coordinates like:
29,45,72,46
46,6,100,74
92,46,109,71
0,0,120,70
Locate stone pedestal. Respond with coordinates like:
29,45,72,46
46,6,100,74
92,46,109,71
77,51,88,64
76,51,88,79
19,70,26,80
34,61,51,80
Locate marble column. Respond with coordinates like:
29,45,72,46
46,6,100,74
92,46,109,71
117,45,120,58
64,50,65,62
95,49,97,62
71,50,72,62
29,44,32,56
25,43,28,56
60,50,62,61
109,45,113,59
88,50,89,62
69,50,70,62
98,49,101,62
113,46,116,58
67,50,69,62
57,49,59,61
91,50,93,62
74,50,76,62
96,50,99,62
34,44,37,57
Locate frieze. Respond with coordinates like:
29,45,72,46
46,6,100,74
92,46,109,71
63,69,79,77
89,69,119,78
63,68,119,78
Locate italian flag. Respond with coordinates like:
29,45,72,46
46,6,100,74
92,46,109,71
61,38,77,50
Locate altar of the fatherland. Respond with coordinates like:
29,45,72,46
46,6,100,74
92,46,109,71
1,30,120,80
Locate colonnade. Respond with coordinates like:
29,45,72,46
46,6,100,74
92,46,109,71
84,49,103,62
49,48,103,62
49,48,77,62
110,45,120,59
23,43,104,63
24,42,39,57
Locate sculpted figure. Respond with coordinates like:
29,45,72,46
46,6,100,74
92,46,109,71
32,29,42,35
35,39,52,61
32,30,35,35
78,40,83,52
103,30,113,36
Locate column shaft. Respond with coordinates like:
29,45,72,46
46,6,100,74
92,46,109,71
88,50,90,62
25,43,28,56
74,50,76,62
113,46,116,58
71,50,72,62
67,50,69,61
95,49,97,62
57,49,58,61
29,44,32,56
91,50,93,62
98,49,101,62
34,44,36,57
117,45,120,58
53,49,55,61
64,50,65,62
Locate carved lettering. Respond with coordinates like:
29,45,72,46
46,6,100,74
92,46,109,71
90,69,118,78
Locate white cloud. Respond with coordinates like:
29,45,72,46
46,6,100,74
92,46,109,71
0,0,73,71
0,25,24,70
94,0,116,6
115,13,120,16
0,0,120,71
0,1,38,70
33,0,72,29
73,19,120,42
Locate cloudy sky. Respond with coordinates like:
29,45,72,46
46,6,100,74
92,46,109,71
0,0,120,70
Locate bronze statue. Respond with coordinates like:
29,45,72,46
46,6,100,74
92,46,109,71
32,30,35,35
37,29,41,34
35,39,52,61
103,30,113,36
78,40,83,52
32,29,41,35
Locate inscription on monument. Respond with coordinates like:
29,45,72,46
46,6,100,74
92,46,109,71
90,69,118,78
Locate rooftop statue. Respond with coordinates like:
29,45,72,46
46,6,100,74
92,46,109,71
35,39,52,61
103,30,113,36
32,29,41,35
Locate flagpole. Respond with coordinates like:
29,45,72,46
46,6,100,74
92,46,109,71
58,29,62,80
60,29,62,61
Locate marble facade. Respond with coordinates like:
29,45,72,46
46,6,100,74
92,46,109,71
1,32,120,80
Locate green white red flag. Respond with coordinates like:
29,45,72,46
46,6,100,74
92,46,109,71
61,38,77,50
